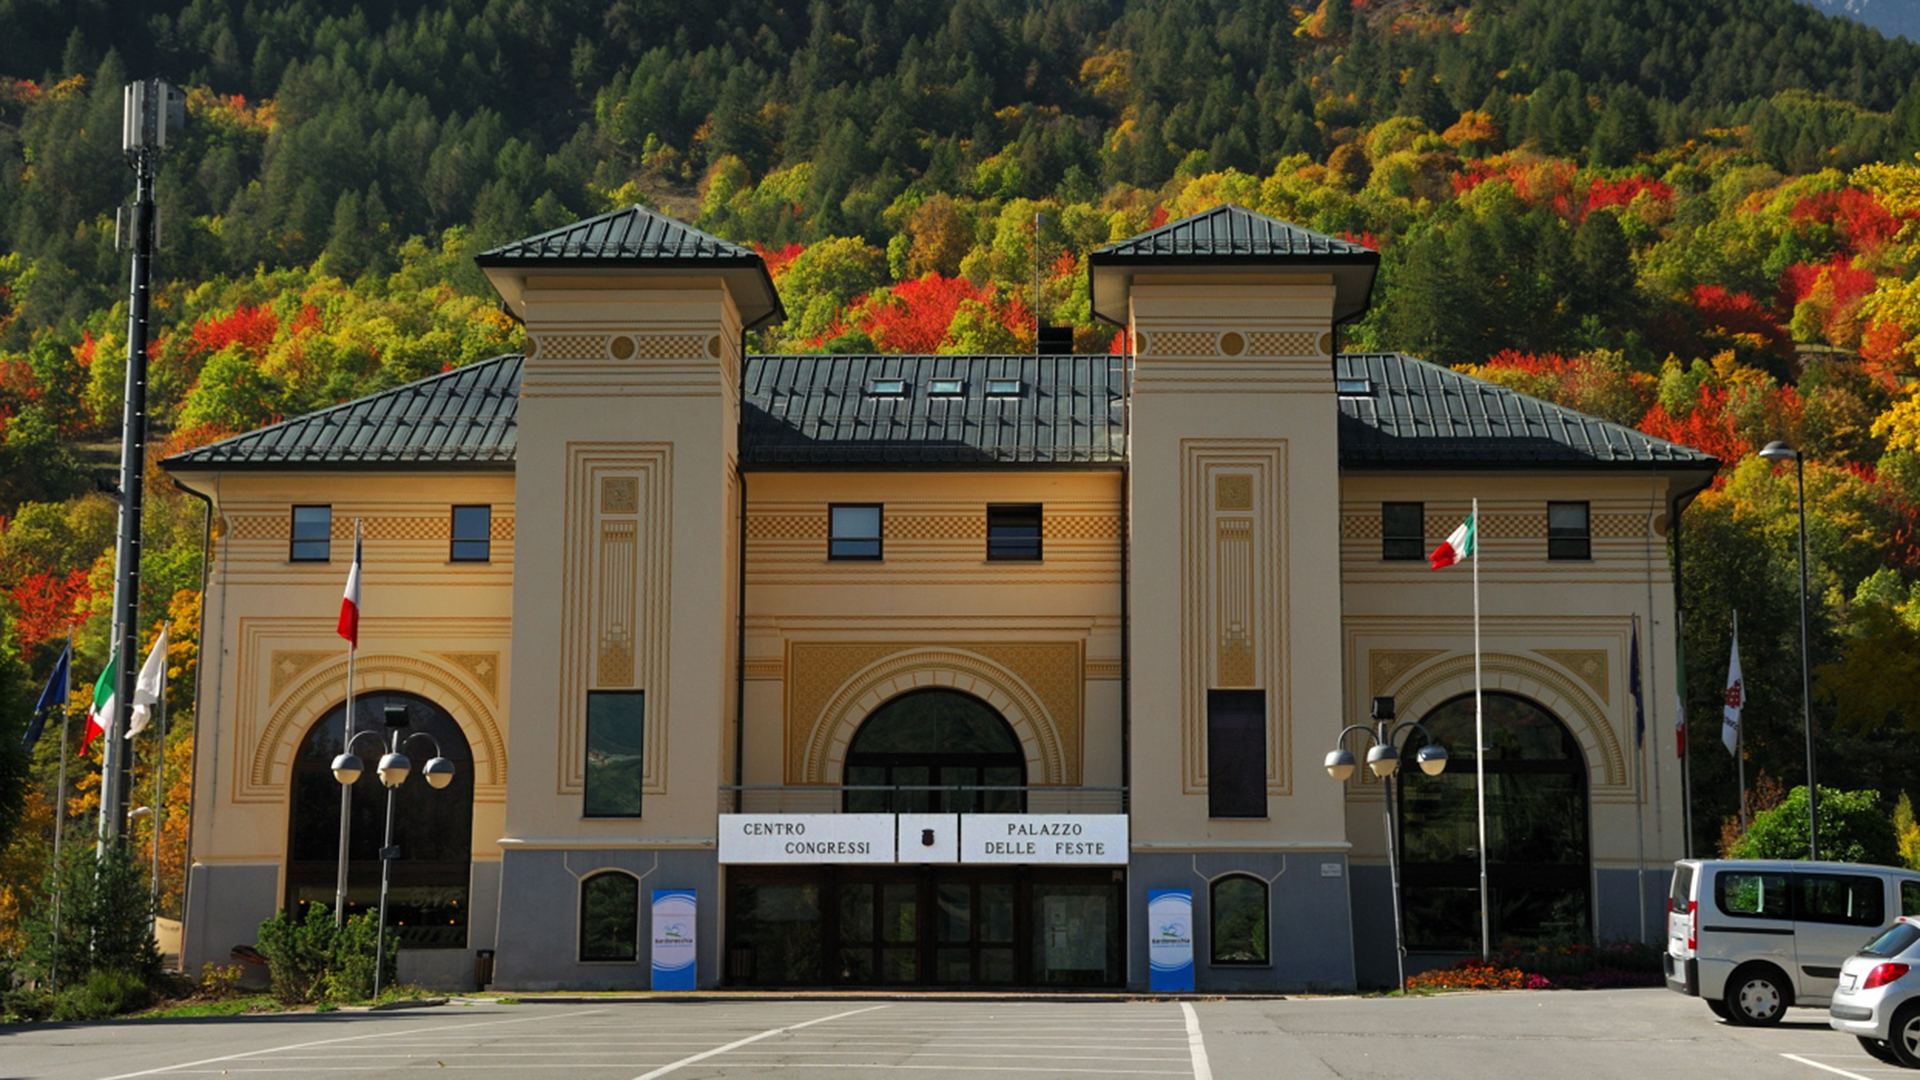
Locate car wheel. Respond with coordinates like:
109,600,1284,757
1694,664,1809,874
1724,965,1790,1026
1890,1004,1920,1068
1706,999,1729,1020
1859,1036,1898,1064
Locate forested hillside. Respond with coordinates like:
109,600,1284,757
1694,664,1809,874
6,0,1920,948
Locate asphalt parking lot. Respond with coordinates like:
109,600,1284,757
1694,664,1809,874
0,989,1908,1080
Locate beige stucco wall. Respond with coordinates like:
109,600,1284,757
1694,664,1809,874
494,274,743,846
1336,472,1688,874
739,470,1124,802
172,468,516,889
1124,278,1349,848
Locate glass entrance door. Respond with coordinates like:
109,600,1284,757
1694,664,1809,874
726,865,1122,988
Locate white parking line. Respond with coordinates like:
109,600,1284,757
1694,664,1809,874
1782,1054,1879,1079
630,1004,891,1080
94,1009,608,1080
1180,1003,1212,1080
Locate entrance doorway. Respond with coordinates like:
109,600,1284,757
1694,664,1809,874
725,866,1123,988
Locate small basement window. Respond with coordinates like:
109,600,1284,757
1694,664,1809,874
1335,378,1373,396
867,378,907,397
928,379,965,396
985,379,1023,396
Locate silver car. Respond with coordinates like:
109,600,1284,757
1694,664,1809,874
1830,916,1920,1066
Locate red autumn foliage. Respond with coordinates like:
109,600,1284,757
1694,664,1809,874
1583,176,1673,217
1690,285,1792,356
73,330,98,368
1790,188,1901,251
11,568,93,645
1050,251,1079,279
825,273,1030,354
1452,165,1501,196
1336,230,1381,250
754,242,805,280
1147,205,1169,229
1860,319,1914,379
288,304,322,335
1637,381,1802,464
189,303,279,361
1109,328,1131,353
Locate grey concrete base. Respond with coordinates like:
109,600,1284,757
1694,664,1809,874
1128,850,1357,993
491,847,719,990
182,862,281,982
397,948,480,991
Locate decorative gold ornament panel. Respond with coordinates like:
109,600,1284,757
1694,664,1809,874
785,641,1083,786
559,444,672,795
1181,441,1290,795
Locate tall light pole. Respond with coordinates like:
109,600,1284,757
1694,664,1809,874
1759,440,1818,861
101,79,184,847
1325,695,1448,992
329,703,454,997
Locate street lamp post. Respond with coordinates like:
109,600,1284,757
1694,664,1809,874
1325,695,1448,992
1759,440,1819,862
329,703,454,998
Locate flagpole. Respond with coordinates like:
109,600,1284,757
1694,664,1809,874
51,635,72,989
336,519,361,929
1632,616,1647,944
1678,611,1693,860
152,652,165,924
1473,497,1488,961
1734,610,1748,833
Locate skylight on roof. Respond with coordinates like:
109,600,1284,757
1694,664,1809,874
1335,378,1373,397
928,378,965,396
867,378,907,397
985,379,1024,397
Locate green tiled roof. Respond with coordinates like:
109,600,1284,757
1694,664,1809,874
1335,353,1718,469
162,355,520,469
741,354,1125,467
1088,204,1380,325
1094,204,1376,261
476,205,784,329
161,351,1715,473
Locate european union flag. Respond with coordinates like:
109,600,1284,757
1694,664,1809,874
22,644,70,750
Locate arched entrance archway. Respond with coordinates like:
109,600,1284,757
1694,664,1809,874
286,692,474,948
1397,691,1591,949
842,688,1027,813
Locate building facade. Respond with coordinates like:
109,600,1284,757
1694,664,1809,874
167,204,1716,992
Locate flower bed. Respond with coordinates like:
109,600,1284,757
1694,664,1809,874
1403,941,1664,992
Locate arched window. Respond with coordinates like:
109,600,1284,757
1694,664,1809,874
1398,692,1591,949
580,871,640,962
843,689,1026,813
285,692,474,948
1209,875,1269,965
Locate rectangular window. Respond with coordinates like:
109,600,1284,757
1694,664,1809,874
985,379,1023,397
1903,880,1920,916
830,504,883,560
1382,502,1424,561
1548,501,1591,560
1715,870,1788,918
987,504,1042,561
1206,690,1267,819
450,505,490,562
1793,873,1884,927
867,378,906,397
584,691,644,817
928,379,964,397
290,505,332,562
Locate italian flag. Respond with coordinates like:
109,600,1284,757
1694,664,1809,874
337,536,362,648
80,651,118,755
1428,513,1475,570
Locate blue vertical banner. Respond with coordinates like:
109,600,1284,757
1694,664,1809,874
650,889,697,991
1147,889,1194,992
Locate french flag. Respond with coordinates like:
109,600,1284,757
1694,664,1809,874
337,536,362,648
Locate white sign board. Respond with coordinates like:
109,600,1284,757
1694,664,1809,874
717,813,896,863
896,813,961,863
960,814,1129,864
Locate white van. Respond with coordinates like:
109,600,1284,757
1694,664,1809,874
1665,858,1920,1025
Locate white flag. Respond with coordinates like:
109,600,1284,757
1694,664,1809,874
127,623,169,738
1721,621,1744,756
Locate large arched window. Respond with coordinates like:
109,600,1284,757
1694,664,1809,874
580,871,640,962
843,689,1025,813
286,692,474,948
1397,692,1591,950
1209,874,1269,965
